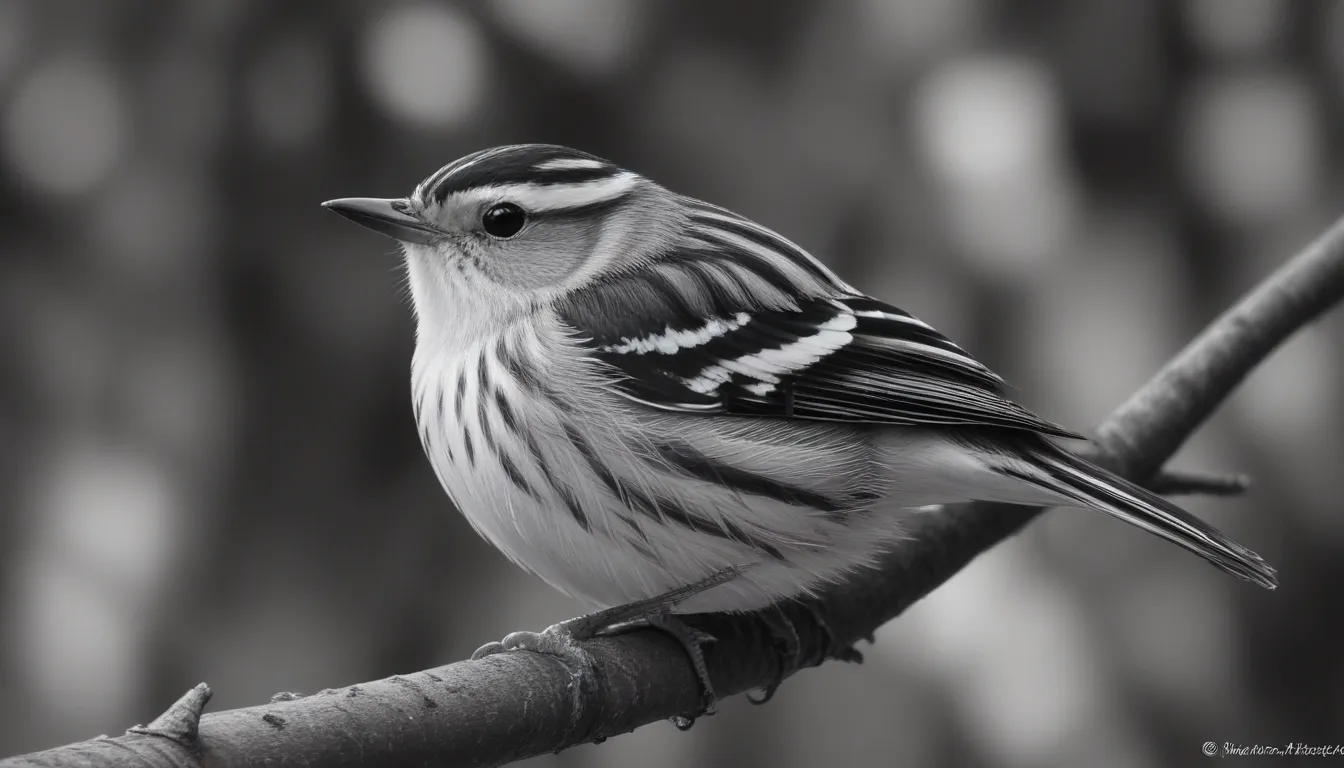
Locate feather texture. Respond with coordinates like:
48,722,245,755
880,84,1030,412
357,144,1279,616
558,268,1082,437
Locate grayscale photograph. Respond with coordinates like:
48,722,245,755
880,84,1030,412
1,1,1342,766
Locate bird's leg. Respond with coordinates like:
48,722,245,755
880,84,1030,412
471,566,743,721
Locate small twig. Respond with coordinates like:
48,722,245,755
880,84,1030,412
1147,468,1251,497
6,214,1344,768
125,685,212,753
1096,213,1344,480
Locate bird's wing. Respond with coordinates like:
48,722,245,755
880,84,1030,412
556,267,1081,438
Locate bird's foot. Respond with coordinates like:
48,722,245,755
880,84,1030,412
748,601,867,706
641,614,719,729
749,607,800,706
470,566,744,727
804,602,868,665
792,599,869,665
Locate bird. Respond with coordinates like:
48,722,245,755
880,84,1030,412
323,143,1276,713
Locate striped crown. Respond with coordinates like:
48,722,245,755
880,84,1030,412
415,144,628,206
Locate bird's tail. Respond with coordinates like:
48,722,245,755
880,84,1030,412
1000,440,1277,589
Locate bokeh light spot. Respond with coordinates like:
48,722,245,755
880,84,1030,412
1324,1,1344,96
246,34,331,150
360,4,487,129
33,444,179,593
1183,72,1319,223
1184,0,1288,58
858,0,978,63
914,56,1074,277
491,0,639,77
4,56,127,196
15,549,142,732
914,56,1062,188
93,167,212,276
0,1,30,87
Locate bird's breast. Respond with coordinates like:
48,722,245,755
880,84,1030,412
412,333,557,568
406,318,905,613
409,323,655,606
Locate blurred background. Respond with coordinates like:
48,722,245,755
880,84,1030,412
1,0,1342,765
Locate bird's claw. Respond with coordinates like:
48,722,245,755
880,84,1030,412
470,641,507,659
748,602,869,705
749,607,800,705
469,621,601,729
472,615,721,730
801,601,868,665
644,614,719,719
470,622,599,680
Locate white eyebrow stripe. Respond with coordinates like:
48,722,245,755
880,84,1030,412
535,157,610,172
454,172,640,212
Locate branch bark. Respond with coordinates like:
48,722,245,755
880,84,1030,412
8,214,1344,768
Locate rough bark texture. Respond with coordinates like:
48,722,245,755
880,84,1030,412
7,214,1344,768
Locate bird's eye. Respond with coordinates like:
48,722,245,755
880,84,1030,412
481,203,527,238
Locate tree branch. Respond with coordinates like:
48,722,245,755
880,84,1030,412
7,214,1344,768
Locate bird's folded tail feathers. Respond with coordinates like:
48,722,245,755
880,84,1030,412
1001,442,1277,590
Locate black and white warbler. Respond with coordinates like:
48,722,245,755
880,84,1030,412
324,144,1275,710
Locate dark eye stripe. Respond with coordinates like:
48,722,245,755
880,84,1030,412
536,192,633,221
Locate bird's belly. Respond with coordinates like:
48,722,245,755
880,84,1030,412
421,418,676,608
412,343,914,614
426,446,564,589
423,432,836,612
424,437,907,614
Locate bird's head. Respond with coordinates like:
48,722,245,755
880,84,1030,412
324,144,682,334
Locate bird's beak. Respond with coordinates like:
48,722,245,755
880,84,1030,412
321,197,443,245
